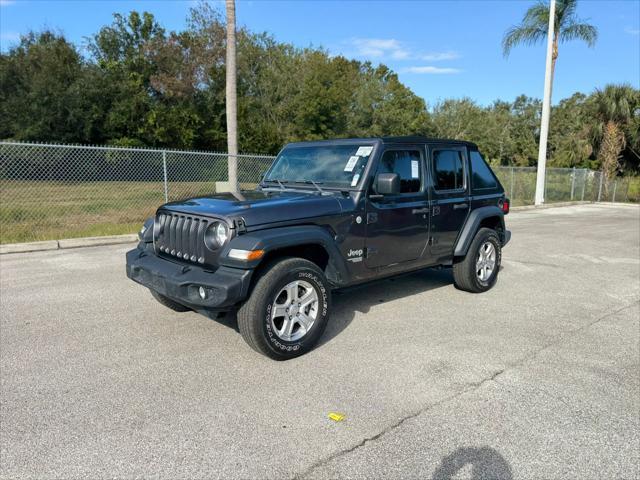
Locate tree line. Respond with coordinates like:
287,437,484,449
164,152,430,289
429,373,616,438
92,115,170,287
0,4,638,177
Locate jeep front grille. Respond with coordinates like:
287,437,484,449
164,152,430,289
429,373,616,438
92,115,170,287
154,212,209,264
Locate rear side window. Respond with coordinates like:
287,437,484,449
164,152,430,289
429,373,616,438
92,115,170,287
433,149,464,190
376,150,422,193
470,151,498,190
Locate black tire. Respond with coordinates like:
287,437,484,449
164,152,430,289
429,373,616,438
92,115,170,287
150,290,191,312
453,227,502,293
237,257,331,360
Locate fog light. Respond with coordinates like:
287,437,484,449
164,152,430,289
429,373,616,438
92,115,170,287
198,286,207,300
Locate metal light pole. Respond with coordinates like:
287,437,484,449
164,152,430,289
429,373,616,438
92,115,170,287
534,0,556,206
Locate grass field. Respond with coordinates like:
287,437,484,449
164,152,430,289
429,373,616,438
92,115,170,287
0,181,230,244
1,176,638,244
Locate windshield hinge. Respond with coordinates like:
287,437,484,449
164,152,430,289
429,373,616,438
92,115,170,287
235,218,247,234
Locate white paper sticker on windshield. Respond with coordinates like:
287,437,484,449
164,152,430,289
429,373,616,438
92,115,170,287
344,156,360,172
355,146,373,157
351,173,360,187
411,160,419,178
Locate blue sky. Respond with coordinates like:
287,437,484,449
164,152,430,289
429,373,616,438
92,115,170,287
1,0,638,106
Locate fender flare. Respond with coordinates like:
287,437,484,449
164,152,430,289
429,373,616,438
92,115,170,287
219,225,350,285
453,206,505,257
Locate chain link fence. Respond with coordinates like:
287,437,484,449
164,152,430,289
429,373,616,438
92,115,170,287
0,142,275,244
493,166,640,206
1,141,638,244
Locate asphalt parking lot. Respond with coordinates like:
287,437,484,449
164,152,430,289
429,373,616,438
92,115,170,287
1,203,639,479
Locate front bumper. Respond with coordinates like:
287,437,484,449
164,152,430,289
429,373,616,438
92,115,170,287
126,245,253,310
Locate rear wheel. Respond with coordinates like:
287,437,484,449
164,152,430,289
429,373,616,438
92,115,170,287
150,290,190,312
453,227,501,293
237,257,331,360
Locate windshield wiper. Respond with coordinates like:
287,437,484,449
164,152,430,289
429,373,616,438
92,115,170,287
262,178,289,191
295,179,325,194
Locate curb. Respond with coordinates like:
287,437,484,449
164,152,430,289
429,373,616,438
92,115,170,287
0,234,138,255
511,201,591,211
0,240,60,254
511,201,639,212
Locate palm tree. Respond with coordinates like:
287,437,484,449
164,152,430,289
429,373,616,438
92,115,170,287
225,0,238,192
502,0,598,98
591,84,639,184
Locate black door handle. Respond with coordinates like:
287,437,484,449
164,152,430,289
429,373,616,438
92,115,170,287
453,203,469,210
412,207,429,214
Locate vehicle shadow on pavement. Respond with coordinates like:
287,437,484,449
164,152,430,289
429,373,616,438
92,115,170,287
318,267,454,347
200,267,455,346
432,446,513,480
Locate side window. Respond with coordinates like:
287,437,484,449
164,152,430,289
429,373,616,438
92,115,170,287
470,151,498,190
376,150,422,193
433,149,464,190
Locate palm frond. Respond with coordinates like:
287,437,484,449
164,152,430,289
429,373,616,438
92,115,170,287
522,2,550,26
503,0,598,56
502,25,547,57
503,1,550,57
557,0,578,28
560,22,598,47
593,84,636,124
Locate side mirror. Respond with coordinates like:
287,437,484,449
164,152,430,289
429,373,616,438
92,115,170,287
375,173,400,195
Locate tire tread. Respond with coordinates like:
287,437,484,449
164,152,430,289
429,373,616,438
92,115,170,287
237,257,329,360
453,227,501,293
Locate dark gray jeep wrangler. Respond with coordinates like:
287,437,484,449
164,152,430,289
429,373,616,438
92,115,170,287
126,136,511,359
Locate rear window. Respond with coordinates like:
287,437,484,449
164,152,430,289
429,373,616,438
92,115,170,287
470,151,498,190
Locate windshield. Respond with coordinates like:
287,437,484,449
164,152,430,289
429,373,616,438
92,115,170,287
264,144,374,188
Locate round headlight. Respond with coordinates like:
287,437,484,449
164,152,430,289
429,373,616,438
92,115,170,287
215,222,229,244
139,217,154,241
205,222,229,250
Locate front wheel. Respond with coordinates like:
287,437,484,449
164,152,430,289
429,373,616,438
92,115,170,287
453,227,502,293
237,257,331,360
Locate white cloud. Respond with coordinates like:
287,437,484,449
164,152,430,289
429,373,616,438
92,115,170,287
624,27,640,36
346,38,459,64
420,51,460,61
390,48,410,60
401,66,462,74
351,38,410,59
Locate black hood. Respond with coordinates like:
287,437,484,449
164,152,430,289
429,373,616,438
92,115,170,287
161,189,343,227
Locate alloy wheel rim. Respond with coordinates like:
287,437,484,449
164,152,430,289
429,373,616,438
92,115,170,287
270,280,319,342
476,241,497,282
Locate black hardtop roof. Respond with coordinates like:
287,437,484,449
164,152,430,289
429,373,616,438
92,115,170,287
381,135,478,148
286,135,478,149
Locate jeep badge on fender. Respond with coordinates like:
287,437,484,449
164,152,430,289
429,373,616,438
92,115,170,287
126,136,511,360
